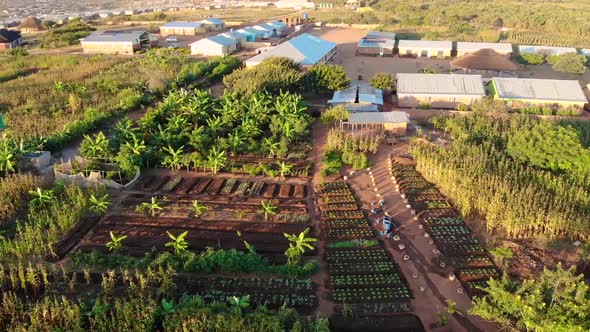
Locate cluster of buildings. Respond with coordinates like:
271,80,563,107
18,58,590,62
356,32,590,59
190,20,288,56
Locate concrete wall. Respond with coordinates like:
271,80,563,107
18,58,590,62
160,27,205,35
398,94,483,109
457,50,512,57
357,46,394,56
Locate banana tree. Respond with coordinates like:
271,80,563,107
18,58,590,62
29,187,54,210
227,130,244,155
258,200,278,221
262,138,279,158
80,132,110,161
136,196,164,216
206,147,227,174
276,161,293,180
0,146,15,173
165,231,189,254
284,228,317,265
227,295,250,314
162,145,184,171
191,200,208,217
106,232,127,252
89,193,110,215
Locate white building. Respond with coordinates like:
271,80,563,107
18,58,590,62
456,42,513,56
245,33,336,67
190,34,237,56
397,40,453,58
518,45,577,56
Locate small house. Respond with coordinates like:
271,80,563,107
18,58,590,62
456,42,513,56
18,16,43,33
160,21,207,35
190,34,237,56
0,29,23,50
490,77,587,109
220,30,248,47
200,18,225,31
341,112,410,136
357,31,395,56
397,40,452,58
329,81,384,112
517,45,577,56
236,27,262,42
81,31,158,54
396,73,486,109
245,33,336,67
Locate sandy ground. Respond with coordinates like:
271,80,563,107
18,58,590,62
311,27,590,86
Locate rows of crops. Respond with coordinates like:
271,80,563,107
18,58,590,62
390,157,500,297
317,182,413,315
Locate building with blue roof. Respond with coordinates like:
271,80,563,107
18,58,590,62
328,81,384,112
200,18,225,31
190,34,237,56
236,27,262,42
245,33,337,67
160,21,207,35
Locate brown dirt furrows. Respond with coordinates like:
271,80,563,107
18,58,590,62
294,185,306,199
279,184,292,199
263,183,277,198
98,216,307,234
146,175,170,192
175,177,199,194
191,178,212,195
132,175,155,191
207,178,225,195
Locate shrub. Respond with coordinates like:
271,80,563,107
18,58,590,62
418,102,431,109
551,53,588,74
518,53,545,65
223,57,304,95
369,73,395,92
320,105,349,123
305,63,350,92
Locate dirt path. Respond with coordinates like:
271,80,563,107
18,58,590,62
344,142,498,331
309,120,336,317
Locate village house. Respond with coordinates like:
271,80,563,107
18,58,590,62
190,34,238,56
160,21,207,35
18,16,43,33
397,40,452,58
0,29,22,50
245,33,336,67
489,77,588,109
200,18,225,31
517,45,577,56
396,73,486,108
456,42,513,57
356,31,395,56
80,31,158,54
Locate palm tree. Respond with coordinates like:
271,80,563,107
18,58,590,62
165,231,189,254
276,161,293,180
206,147,227,174
89,193,110,215
284,228,317,265
136,196,164,216
106,232,127,252
192,200,208,217
162,145,184,171
258,200,278,221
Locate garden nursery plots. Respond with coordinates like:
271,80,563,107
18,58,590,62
390,157,500,296
316,181,420,330
79,170,313,264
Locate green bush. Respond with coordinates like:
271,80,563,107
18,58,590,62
551,53,588,74
518,53,545,65
223,57,304,95
305,63,350,93
320,105,349,123
369,73,395,92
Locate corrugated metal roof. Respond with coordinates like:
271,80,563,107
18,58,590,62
82,31,147,43
518,45,577,55
492,78,587,103
366,31,396,40
206,34,237,46
246,33,336,66
201,17,225,25
161,21,203,28
581,49,590,55
224,30,248,40
237,27,262,36
457,42,512,53
252,24,273,32
348,112,410,124
358,81,384,105
396,73,485,96
331,87,356,103
357,38,395,49
398,40,452,50
343,104,380,112
269,20,287,28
